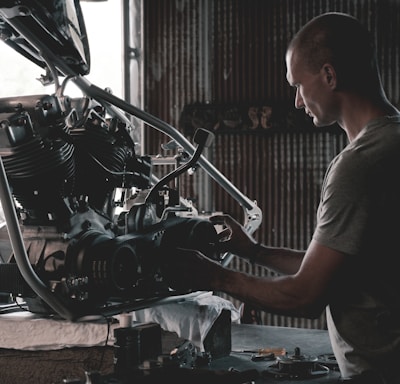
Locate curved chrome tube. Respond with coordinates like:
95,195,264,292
0,158,75,320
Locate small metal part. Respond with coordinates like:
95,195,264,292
251,352,275,361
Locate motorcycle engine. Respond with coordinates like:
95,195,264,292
0,93,220,318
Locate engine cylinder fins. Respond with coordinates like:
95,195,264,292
2,141,75,179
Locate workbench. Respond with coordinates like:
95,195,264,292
209,323,341,383
0,317,342,383
105,322,341,383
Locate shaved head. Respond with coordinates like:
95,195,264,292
287,13,380,94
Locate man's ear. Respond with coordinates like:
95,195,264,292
323,64,336,89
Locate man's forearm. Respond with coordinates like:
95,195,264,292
244,243,305,275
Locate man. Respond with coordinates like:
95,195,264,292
165,13,400,383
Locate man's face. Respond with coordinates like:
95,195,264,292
286,49,337,127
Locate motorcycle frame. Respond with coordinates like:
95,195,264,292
0,4,262,320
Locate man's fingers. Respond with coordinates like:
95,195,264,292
217,227,232,241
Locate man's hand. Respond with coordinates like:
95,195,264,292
209,214,257,257
162,247,222,292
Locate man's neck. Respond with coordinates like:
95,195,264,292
338,94,400,141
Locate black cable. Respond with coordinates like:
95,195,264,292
96,315,112,372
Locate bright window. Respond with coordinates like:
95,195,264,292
0,1,123,98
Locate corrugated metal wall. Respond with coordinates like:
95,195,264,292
144,0,400,125
141,0,400,329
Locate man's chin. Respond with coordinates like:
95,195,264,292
313,118,336,128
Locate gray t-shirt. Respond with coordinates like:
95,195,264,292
313,115,400,381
